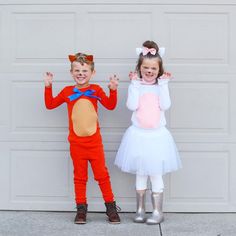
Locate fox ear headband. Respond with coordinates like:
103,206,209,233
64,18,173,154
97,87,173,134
68,54,94,63
135,47,165,58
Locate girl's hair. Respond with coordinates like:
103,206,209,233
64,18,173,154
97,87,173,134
136,40,164,80
71,53,95,71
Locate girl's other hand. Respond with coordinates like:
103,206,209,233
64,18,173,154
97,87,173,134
129,71,138,80
44,72,53,87
159,71,172,80
158,71,172,86
108,74,119,90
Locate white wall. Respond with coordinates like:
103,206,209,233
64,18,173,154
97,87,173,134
0,0,236,212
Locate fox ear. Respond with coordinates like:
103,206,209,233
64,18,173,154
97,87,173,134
68,55,76,62
85,55,93,62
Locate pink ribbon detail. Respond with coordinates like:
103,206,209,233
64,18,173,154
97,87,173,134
142,47,157,56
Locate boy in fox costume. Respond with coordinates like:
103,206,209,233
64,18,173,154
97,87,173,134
44,53,120,224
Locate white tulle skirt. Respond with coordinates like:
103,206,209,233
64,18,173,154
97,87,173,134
115,125,182,176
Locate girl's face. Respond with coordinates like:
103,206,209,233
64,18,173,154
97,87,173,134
70,61,95,88
140,58,160,84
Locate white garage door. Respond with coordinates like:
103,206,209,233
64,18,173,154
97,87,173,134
0,0,236,212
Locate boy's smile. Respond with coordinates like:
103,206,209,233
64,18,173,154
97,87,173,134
70,61,95,88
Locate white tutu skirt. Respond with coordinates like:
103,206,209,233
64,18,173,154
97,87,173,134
115,125,182,176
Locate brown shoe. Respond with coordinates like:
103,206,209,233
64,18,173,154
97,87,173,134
74,204,87,224
105,201,121,224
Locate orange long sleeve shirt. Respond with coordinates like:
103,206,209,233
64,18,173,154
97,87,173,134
44,84,117,144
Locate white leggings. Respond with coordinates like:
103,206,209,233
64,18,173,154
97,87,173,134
136,174,164,192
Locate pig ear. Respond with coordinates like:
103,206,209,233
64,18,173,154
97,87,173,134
68,55,76,62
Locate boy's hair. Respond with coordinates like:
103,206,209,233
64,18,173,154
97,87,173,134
71,53,95,71
136,40,164,79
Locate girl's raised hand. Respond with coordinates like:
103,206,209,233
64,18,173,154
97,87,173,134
158,71,172,85
129,71,138,81
108,74,119,90
44,72,53,87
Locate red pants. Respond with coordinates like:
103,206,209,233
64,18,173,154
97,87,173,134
70,136,114,204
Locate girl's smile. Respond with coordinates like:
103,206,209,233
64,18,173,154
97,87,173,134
140,58,160,84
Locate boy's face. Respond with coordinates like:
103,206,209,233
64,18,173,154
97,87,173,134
70,61,95,88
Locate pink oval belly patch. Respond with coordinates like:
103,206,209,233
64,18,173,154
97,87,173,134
136,93,160,128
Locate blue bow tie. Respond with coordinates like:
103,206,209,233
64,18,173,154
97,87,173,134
68,87,101,101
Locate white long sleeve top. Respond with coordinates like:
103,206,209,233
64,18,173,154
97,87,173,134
126,79,171,129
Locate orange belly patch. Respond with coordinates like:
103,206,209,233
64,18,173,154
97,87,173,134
71,99,98,137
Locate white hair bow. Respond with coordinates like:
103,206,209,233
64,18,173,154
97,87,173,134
136,47,165,58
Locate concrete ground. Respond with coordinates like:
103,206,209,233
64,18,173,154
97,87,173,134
0,211,235,236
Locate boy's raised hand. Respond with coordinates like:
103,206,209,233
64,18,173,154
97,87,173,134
44,72,53,87
108,74,119,90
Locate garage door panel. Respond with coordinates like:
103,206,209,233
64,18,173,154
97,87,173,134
164,143,236,212
169,151,229,200
170,82,229,131
11,81,68,132
165,11,228,63
12,12,76,62
0,142,74,210
85,10,152,59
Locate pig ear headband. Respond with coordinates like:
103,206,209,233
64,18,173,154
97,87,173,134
135,47,165,58
68,54,94,62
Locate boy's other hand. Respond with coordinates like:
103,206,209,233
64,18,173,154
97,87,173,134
44,72,53,87
108,74,119,90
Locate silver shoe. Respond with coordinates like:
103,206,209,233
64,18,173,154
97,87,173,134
134,190,146,223
146,192,164,225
